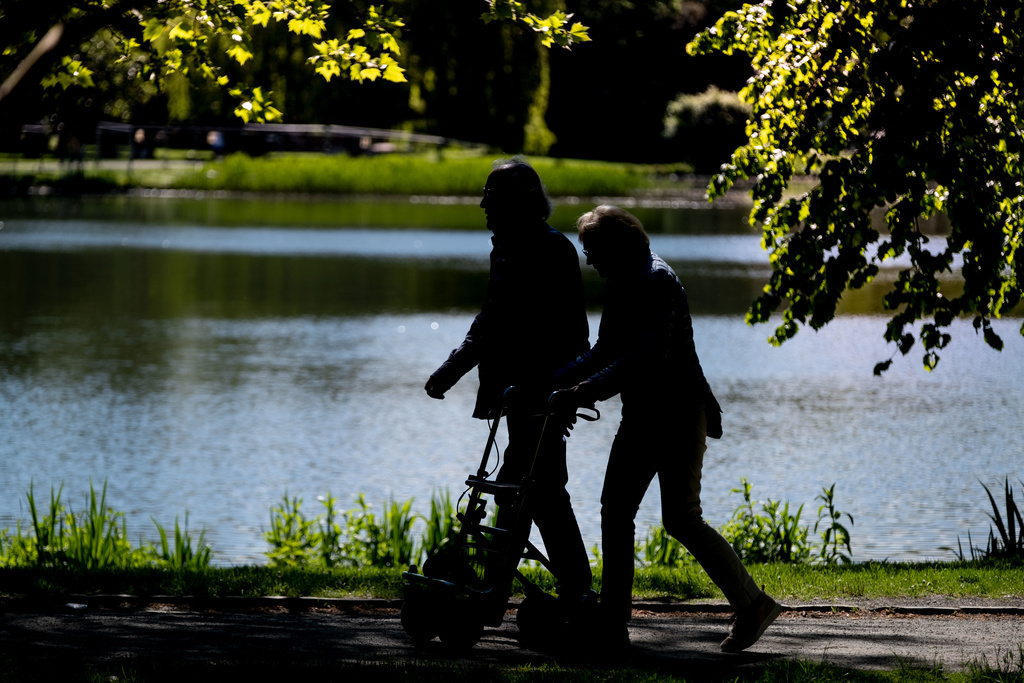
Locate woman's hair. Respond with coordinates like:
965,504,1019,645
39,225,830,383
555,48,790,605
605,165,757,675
576,205,650,256
490,156,554,221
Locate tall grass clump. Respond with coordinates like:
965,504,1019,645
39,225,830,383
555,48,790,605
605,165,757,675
152,514,213,571
637,478,854,568
264,491,435,569
955,478,1024,561
0,481,212,571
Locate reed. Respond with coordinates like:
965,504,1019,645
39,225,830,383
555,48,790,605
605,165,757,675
419,489,458,559
2,480,212,571
26,482,64,568
264,492,423,570
152,515,212,571
955,478,1024,561
62,480,135,570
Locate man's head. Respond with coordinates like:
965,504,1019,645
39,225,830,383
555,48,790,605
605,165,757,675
480,157,553,233
576,205,650,278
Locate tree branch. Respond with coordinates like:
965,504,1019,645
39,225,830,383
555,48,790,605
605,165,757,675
0,24,64,104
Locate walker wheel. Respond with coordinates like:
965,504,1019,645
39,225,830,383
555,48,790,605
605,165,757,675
401,592,441,643
437,598,485,651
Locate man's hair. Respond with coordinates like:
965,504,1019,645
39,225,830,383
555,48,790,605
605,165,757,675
490,156,554,221
577,205,650,256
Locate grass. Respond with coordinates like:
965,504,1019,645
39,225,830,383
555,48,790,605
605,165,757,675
1,557,1021,603
2,150,698,198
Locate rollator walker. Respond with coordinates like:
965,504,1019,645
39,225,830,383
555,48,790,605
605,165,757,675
400,386,597,650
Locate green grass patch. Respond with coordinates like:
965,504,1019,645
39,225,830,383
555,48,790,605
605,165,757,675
2,558,1021,603
754,559,1024,603
171,153,668,196
2,152,695,197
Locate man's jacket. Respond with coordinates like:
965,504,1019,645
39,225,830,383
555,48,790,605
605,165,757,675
431,221,590,418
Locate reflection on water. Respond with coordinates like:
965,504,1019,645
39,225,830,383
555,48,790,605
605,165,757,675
1,196,1021,565
0,194,760,234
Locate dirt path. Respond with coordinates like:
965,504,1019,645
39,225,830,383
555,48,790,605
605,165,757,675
3,596,1023,678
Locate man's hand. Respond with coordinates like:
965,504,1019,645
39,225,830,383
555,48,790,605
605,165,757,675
548,380,595,415
424,375,449,400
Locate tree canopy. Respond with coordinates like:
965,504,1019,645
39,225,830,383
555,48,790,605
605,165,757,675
689,0,1023,373
0,0,589,123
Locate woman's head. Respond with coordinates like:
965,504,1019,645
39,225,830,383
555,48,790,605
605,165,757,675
576,205,650,276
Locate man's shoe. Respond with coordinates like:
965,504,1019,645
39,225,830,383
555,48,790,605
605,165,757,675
720,593,783,653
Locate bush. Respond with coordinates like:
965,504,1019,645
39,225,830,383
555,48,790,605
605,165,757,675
663,87,751,173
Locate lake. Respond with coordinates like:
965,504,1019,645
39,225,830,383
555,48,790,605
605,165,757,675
1,194,1021,566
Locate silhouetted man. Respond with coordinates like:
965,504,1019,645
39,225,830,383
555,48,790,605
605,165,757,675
553,205,782,654
425,158,593,612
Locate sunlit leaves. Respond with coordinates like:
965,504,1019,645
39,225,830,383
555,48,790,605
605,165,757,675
307,5,407,85
13,0,408,122
483,0,590,49
229,85,281,123
689,0,1024,372
40,56,95,90
10,0,591,124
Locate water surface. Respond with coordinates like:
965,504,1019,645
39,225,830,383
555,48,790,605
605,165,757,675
1,196,1021,565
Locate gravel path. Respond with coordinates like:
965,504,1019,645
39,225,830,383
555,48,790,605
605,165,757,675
3,596,1023,677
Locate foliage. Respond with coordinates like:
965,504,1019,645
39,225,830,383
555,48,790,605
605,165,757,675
339,494,417,569
263,492,321,567
637,480,854,568
688,0,1024,373
0,481,211,571
60,479,139,570
721,478,812,564
663,86,752,173
483,1,591,50
421,489,459,559
1,1,405,123
0,1,589,124
150,515,213,571
264,491,427,570
956,478,1024,561
815,483,855,565
641,523,695,570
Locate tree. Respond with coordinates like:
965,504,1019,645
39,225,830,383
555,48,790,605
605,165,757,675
688,0,1023,373
547,0,751,162
0,0,589,124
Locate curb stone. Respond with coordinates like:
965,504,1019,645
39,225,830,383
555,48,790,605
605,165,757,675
2,595,1022,616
